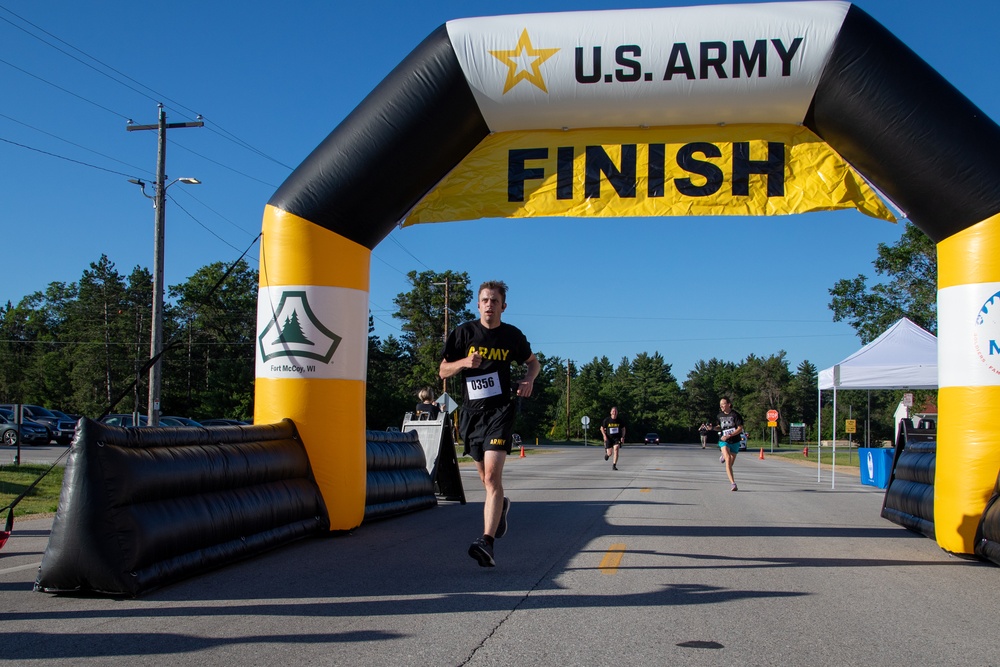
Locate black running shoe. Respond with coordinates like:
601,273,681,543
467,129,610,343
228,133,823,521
468,537,495,567
496,497,510,538
604,454,610,461
612,464,618,471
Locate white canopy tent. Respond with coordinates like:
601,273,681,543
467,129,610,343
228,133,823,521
816,317,937,487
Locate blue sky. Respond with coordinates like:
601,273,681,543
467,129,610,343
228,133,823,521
2,0,997,381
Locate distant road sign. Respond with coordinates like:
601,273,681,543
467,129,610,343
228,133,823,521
581,415,590,427
766,409,779,421
437,392,459,414
790,423,806,442
767,420,777,428
845,419,857,434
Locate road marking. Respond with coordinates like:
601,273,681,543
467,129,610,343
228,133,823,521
640,488,650,492
600,543,626,574
0,561,40,575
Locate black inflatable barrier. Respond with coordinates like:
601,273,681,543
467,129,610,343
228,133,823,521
975,472,1000,565
34,418,328,597
364,430,437,522
881,420,936,540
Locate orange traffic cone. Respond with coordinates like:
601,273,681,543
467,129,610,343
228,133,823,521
519,445,525,458
803,446,809,457
759,448,765,460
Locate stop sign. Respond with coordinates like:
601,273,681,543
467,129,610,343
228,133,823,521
766,409,779,421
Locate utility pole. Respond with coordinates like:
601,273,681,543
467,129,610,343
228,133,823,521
127,104,202,426
432,276,465,395
566,359,571,440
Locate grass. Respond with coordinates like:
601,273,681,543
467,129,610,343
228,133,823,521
0,463,64,518
756,442,887,468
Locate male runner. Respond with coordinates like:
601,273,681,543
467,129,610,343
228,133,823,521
440,280,540,567
600,406,626,470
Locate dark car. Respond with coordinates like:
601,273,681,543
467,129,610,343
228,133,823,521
48,409,81,442
644,432,660,445
101,413,149,428
0,411,51,446
0,404,76,444
199,418,251,427
159,416,204,427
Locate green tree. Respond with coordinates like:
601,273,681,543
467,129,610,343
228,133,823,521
733,352,792,439
392,270,474,393
684,358,739,424
59,255,137,415
167,260,257,420
366,316,414,429
625,352,684,439
829,222,936,343
513,351,560,441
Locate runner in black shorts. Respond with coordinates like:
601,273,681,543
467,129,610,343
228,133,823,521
440,280,540,567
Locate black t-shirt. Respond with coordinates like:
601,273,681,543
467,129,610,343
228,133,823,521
717,409,744,442
414,402,440,419
442,320,532,411
602,416,626,443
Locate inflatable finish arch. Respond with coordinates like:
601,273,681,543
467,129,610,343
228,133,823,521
255,2,1000,554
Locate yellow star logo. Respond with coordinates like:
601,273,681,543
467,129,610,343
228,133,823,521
489,29,560,94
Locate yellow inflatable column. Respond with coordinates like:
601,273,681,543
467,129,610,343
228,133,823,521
937,212,1000,554
254,205,370,530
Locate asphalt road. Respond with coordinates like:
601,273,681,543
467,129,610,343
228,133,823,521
1,443,71,466
2,443,997,666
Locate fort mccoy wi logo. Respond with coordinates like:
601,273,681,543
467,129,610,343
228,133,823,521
258,291,341,374
974,289,1000,377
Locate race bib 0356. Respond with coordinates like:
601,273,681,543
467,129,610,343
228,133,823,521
467,372,502,400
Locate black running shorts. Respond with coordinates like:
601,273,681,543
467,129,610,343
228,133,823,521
459,402,516,462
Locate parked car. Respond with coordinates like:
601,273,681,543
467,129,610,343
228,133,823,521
199,418,251,427
0,411,51,446
101,413,149,428
159,416,203,427
49,408,81,423
0,404,76,444
644,432,660,445
48,409,80,443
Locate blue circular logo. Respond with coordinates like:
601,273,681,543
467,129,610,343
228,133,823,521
974,289,1000,376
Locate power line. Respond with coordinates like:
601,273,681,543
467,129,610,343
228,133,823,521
201,121,295,171
516,313,843,324
0,55,131,120
171,138,281,188
167,193,259,259
386,233,434,271
0,135,139,178
536,333,856,345
0,111,151,175
371,253,411,277
0,3,293,171
0,10,163,109
170,187,258,236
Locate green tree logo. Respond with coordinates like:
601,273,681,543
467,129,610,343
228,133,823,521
272,310,314,346
259,291,341,363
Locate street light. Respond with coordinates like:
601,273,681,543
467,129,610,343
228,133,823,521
129,175,200,426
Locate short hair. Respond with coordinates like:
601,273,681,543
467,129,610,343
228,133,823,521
479,280,508,304
418,387,434,402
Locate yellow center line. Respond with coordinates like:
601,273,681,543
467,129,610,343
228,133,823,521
640,488,650,492
600,543,626,574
